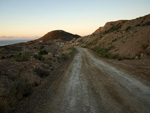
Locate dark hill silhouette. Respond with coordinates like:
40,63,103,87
36,30,80,42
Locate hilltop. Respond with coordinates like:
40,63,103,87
36,30,80,42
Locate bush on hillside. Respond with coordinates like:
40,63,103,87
34,67,49,78
38,50,48,56
12,51,33,62
91,47,127,60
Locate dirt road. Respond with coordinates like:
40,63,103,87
32,47,150,113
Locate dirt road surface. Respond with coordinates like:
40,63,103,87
32,47,150,113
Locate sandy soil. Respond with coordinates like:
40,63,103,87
32,47,150,113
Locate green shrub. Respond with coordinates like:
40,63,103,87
103,24,122,34
40,46,45,49
135,53,141,59
112,38,118,42
38,50,48,56
135,24,140,27
8,82,33,98
34,54,43,60
60,53,68,61
126,26,132,31
12,51,33,62
142,21,150,26
34,67,49,78
91,47,128,60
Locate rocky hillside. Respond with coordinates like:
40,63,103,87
78,14,150,59
36,30,80,42
0,32,76,113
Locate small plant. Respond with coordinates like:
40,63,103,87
91,46,130,60
68,46,75,51
38,50,48,56
135,53,141,59
112,38,118,42
142,21,150,26
126,26,132,31
40,46,45,49
141,44,149,50
60,53,69,61
135,24,140,27
103,24,122,34
146,52,150,56
34,67,49,78
12,51,33,62
8,81,33,98
34,54,43,60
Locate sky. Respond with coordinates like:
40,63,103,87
0,0,150,40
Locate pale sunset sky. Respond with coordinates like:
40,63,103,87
0,0,150,40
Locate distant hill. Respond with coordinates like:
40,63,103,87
77,14,150,59
36,30,80,42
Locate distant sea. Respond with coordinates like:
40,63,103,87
0,40,31,46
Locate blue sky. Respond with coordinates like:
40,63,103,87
0,0,150,40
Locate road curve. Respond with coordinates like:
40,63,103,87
32,47,150,113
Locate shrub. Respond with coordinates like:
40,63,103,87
60,53,68,61
112,38,118,42
141,44,149,50
135,24,140,27
0,99,9,113
40,46,45,49
34,67,49,78
68,47,75,51
126,26,132,31
135,53,141,59
8,82,33,98
38,50,48,56
12,51,33,62
34,54,43,60
142,21,150,26
146,52,150,56
91,47,129,60
103,24,122,34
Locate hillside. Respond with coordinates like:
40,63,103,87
36,30,80,42
77,14,150,59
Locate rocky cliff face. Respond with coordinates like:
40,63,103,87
78,14,150,59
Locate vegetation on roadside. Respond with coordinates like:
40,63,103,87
34,67,49,78
0,81,33,113
12,51,33,62
91,46,130,60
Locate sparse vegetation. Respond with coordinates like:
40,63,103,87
38,50,48,56
34,67,49,78
135,24,140,27
136,53,141,59
68,46,75,52
112,38,118,42
40,46,45,49
34,54,43,60
141,44,149,50
12,51,33,62
103,24,122,34
126,26,132,31
60,53,69,61
0,81,33,113
4,46,22,51
91,46,128,60
142,21,150,26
